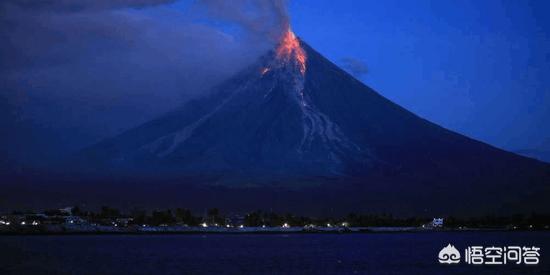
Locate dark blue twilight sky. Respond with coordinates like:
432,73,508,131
285,0,550,152
1,0,549,160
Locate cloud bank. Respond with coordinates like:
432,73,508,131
2,0,180,12
1,0,289,165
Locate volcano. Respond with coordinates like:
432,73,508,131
76,30,550,215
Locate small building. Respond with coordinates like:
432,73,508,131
432,218,444,228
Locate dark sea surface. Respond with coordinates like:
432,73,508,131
0,231,548,274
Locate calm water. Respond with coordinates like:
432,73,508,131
0,232,548,274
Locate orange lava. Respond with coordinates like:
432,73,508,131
276,28,307,75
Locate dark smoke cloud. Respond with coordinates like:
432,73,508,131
0,0,278,165
340,57,369,79
196,0,289,41
2,0,178,12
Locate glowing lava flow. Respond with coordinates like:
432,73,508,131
276,28,307,75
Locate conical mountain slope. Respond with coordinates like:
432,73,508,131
81,32,377,181
78,32,549,214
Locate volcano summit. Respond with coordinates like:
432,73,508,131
74,29,549,215
81,29,376,181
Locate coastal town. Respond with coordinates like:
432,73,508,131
1,206,548,234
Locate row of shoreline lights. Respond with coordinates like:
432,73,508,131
2,219,350,228
198,222,349,228
0,220,39,226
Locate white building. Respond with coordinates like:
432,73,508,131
432,218,444,228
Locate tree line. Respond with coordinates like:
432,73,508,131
10,207,550,228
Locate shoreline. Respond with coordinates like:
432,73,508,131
1,226,542,236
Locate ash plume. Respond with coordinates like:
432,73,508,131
196,0,290,42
